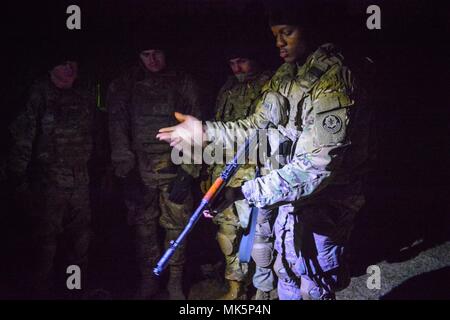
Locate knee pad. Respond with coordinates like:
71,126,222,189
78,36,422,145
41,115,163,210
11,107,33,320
251,241,274,268
217,231,234,256
217,222,239,255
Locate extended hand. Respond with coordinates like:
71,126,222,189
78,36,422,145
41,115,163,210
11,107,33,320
156,112,204,150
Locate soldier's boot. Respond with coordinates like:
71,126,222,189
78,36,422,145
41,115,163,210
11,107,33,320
218,280,247,300
167,265,186,300
134,274,159,300
134,224,160,299
253,288,278,300
135,272,160,300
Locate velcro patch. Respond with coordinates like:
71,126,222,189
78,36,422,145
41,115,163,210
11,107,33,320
314,108,348,146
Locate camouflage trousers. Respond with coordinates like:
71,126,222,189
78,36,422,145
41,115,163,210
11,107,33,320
213,199,277,292
29,184,91,298
252,207,277,292
273,198,362,300
123,171,193,269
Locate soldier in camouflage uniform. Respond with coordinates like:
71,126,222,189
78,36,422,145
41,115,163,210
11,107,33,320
204,45,278,299
157,1,372,300
8,54,95,299
106,37,202,300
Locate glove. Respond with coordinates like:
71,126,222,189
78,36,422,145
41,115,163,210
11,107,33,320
168,167,194,204
205,186,245,217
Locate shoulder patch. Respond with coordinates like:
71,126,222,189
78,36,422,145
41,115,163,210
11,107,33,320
322,114,342,134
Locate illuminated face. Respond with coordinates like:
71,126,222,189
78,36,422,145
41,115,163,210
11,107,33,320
228,57,257,82
270,25,306,63
140,49,167,73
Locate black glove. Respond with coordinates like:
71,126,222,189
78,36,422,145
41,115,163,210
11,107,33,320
168,167,194,204
210,186,245,214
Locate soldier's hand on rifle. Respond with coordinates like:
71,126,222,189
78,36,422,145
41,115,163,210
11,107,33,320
156,112,204,150
202,208,215,219
202,186,245,218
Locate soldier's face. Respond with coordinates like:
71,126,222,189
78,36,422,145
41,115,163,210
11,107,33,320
271,25,306,63
53,61,78,78
228,58,257,82
140,49,166,73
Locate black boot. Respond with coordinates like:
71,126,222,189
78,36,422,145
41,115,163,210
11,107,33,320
167,265,186,300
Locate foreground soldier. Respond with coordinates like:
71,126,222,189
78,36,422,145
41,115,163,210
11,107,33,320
157,2,371,300
107,37,202,299
8,53,95,298
204,45,277,300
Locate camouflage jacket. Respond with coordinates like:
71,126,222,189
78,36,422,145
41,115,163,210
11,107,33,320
8,76,95,188
210,70,272,187
204,43,371,208
107,65,202,178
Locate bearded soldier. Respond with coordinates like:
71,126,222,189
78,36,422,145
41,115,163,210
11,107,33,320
107,34,202,300
157,0,372,300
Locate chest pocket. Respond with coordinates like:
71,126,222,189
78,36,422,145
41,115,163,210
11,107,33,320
36,92,92,164
312,94,354,147
54,91,92,159
132,80,177,117
59,104,90,130
55,93,91,137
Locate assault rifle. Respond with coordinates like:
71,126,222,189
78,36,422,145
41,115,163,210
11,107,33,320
153,132,258,276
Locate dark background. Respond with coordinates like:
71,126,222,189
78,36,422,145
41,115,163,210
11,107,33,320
0,0,448,299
